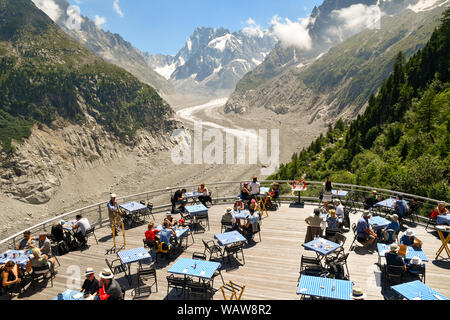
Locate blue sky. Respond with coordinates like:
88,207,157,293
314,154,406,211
67,0,323,55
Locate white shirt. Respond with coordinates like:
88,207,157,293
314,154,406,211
75,218,91,235
335,204,344,217
249,182,260,195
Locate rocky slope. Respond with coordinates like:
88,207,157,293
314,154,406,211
31,0,175,96
0,0,180,204
147,27,278,98
225,0,448,123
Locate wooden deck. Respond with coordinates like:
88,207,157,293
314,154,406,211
7,203,450,300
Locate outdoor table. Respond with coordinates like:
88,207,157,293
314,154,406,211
302,237,341,265
61,220,76,231
332,190,348,198
185,204,208,217
369,216,391,231
185,191,204,205
117,247,152,285
259,187,270,195
156,225,192,248
120,201,148,226
392,280,449,300
168,257,224,285
435,225,450,260
214,231,247,247
0,249,32,269
53,289,84,300
374,198,396,210
297,275,353,300
436,215,450,226
290,186,307,208
232,210,250,220
377,243,428,266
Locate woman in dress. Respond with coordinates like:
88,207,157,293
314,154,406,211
322,177,333,212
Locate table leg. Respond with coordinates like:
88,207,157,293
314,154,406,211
436,231,450,259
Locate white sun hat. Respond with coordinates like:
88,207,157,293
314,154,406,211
409,256,422,265
405,229,415,237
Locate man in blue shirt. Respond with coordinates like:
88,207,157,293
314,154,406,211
356,212,377,247
385,243,406,270
394,195,409,218
159,221,175,247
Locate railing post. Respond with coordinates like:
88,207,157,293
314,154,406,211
98,204,103,228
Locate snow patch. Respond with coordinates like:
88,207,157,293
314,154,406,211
154,64,176,80
407,0,443,12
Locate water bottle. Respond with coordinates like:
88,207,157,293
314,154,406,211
57,293,63,300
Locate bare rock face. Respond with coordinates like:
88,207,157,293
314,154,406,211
0,121,178,204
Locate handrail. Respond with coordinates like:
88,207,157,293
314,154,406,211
0,180,447,250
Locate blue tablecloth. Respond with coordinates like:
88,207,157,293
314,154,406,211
374,198,396,209
185,192,204,199
120,201,147,214
155,226,190,239
0,250,32,267
377,243,428,262
369,216,391,230
168,258,220,280
259,187,270,195
214,231,247,246
303,238,341,256
332,190,348,198
437,215,450,226
392,280,449,300
233,210,250,220
297,275,353,300
53,289,84,300
185,204,208,217
117,247,151,265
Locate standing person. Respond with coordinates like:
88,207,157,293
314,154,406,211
72,214,91,246
98,269,123,300
198,183,212,208
107,193,123,236
249,176,260,199
80,268,99,298
322,177,332,212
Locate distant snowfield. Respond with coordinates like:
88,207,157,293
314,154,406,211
407,0,447,12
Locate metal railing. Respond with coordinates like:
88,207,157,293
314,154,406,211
0,180,447,252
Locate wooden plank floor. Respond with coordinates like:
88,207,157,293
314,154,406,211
6,204,450,300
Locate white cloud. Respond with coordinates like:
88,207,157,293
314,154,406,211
113,0,124,18
241,17,264,38
270,15,312,51
65,5,84,30
94,15,107,28
32,0,63,21
330,4,382,39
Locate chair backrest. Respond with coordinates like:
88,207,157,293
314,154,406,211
85,226,95,236
192,252,207,260
334,233,346,246
32,264,50,275
167,275,185,286
105,258,113,271
351,223,357,234
140,200,146,206
383,229,396,243
386,265,404,277
202,239,211,252
196,212,208,219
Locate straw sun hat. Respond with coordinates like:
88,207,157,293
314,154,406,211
351,287,366,300
99,268,114,279
85,267,95,276
226,207,233,213
390,243,399,252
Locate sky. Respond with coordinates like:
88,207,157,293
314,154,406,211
66,0,324,55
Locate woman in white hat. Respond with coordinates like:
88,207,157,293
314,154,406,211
351,287,366,300
233,197,245,212
98,268,123,300
400,229,423,248
385,243,406,270
407,256,425,280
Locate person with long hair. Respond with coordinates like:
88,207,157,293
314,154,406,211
322,177,332,212
198,183,212,207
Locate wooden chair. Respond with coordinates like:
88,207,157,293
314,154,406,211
221,281,245,300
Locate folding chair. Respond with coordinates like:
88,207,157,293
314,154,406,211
166,274,187,299
407,264,426,283
425,216,437,231
382,229,397,245
30,264,54,289
50,243,61,267
225,243,245,266
202,239,224,261
192,252,207,260
299,255,323,280
349,223,366,251
105,258,128,278
221,281,245,300
84,226,98,245
327,253,350,280
383,265,405,288
221,220,234,233
195,212,210,231
135,266,157,298
185,279,213,300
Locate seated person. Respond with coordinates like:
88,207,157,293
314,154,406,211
28,247,56,274
51,222,70,254
159,221,176,247
431,201,449,220
334,200,344,218
407,256,424,277
240,183,251,204
17,230,34,250
81,268,99,298
72,214,91,246
98,269,123,300
242,208,260,238
385,243,406,271
364,190,381,209
172,189,187,213
233,197,245,212
221,207,237,230
36,233,52,257
165,212,177,227
400,229,422,248
1,261,22,290
326,210,340,232
408,198,420,215
356,212,377,247
381,214,400,243
198,183,212,207
265,182,280,208
393,194,409,219
144,222,160,247
249,199,258,212
304,208,324,243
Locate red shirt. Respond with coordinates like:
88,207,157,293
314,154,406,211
145,229,159,241
431,207,449,219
